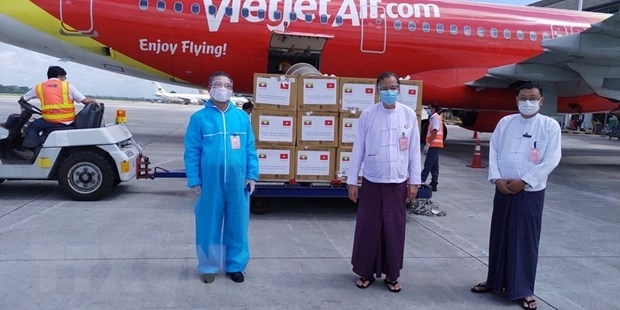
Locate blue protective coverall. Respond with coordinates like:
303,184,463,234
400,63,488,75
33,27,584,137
184,99,259,274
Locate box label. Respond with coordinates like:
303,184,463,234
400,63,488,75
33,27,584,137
399,84,420,110
340,117,359,144
302,78,338,105
258,115,294,143
297,150,330,176
341,83,376,111
301,115,336,141
257,149,291,175
255,76,292,106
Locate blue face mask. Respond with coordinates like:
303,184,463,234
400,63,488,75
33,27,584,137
379,90,399,105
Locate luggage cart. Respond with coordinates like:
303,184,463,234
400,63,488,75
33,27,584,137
151,167,350,214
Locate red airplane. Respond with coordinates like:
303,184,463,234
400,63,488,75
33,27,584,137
1,0,619,132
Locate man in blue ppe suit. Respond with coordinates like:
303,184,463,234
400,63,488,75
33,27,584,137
184,71,259,284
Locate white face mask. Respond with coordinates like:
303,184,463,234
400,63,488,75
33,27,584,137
518,100,540,116
210,87,232,103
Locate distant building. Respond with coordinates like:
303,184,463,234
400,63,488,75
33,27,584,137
529,0,620,13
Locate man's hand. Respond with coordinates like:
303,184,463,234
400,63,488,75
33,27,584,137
423,144,430,155
348,185,358,203
191,185,201,196
406,185,419,203
506,180,526,194
245,179,256,194
494,179,512,195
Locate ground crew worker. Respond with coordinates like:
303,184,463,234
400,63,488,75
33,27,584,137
421,103,444,191
19,66,98,148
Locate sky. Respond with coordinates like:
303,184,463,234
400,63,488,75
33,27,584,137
0,0,535,99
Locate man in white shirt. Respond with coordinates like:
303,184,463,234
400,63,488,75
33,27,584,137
470,82,562,310
347,72,422,293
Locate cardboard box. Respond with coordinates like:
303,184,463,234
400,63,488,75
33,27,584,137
297,112,339,147
339,77,378,112
338,111,361,147
398,79,423,112
253,73,297,111
255,144,295,181
252,111,296,145
336,147,363,184
297,76,339,112
295,146,335,182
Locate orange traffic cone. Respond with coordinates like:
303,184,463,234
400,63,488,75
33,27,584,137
467,139,486,168
472,131,478,139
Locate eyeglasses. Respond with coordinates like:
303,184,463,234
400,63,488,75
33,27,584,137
210,82,233,89
378,84,399,91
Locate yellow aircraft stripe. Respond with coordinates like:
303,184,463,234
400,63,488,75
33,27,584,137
0,0,185,82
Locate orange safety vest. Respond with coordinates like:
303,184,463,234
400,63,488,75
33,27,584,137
425,113,444,148
35,80,76,123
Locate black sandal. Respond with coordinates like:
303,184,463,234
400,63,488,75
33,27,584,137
356,277,374,289
522,298,537,309
470,282,492,293
384,279,401,293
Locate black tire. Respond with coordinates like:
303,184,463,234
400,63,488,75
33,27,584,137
57,151,115,201
250,198,271,214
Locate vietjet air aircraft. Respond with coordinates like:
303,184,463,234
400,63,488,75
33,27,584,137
1,0,619,132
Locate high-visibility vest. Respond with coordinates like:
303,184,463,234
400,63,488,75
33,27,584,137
35,80,76,123
425,113,444,148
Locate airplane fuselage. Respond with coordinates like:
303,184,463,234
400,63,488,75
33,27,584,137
0,0,616,131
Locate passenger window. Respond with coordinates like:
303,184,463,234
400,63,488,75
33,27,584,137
517,30,524,40
335,15,343,26
191,3,200,14
423,22,430,33
543,32,550,40
289,12,297,22
529,31,537,41
320,14,328,24
477,27,484,37
394,20,402,31
274,10,282,21
491,28,498,38
450,24,458,35
174,1,182,13
464,26,471,36
156,0,165,11
304,13,312,23
503,29,511,39
139,0,148,10
436,23,444,34
408,21,416,32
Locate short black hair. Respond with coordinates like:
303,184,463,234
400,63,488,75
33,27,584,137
47,66,67,79
518,82,543,96
430,102,441,112
242,100,253,110
376,72,400,87
208,71,233,86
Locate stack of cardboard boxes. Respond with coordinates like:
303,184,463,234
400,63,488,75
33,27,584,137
252,73,423,183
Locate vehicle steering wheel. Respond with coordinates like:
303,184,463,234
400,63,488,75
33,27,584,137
18,99,42,115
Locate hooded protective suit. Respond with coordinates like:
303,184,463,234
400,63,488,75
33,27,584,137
184,99,259,274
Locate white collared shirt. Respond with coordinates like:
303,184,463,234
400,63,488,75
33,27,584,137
488,113,562,191
347,102,422,185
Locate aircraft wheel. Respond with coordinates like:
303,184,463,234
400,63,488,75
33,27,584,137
57,151,114,201
250,198,271,214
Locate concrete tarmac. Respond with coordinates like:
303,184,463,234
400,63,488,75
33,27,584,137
0,95,619,309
